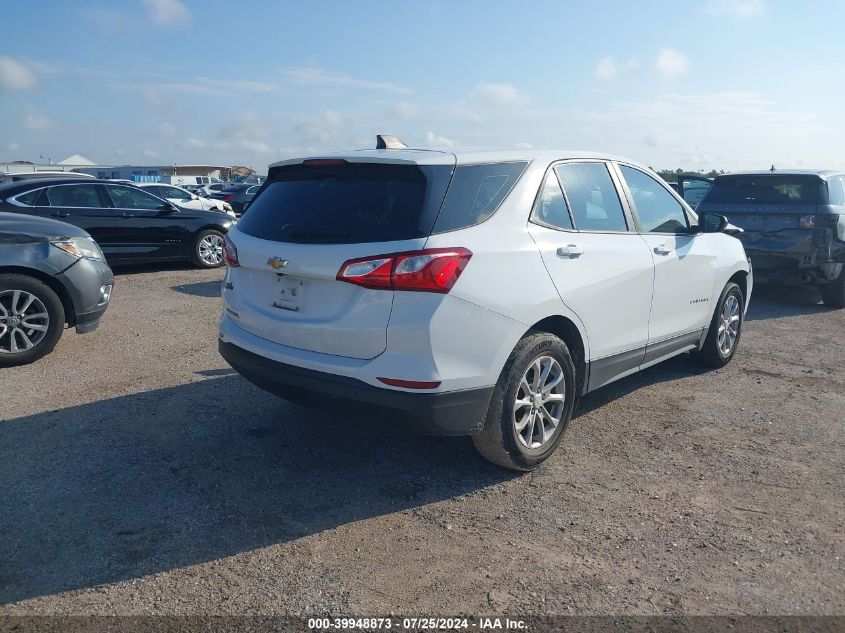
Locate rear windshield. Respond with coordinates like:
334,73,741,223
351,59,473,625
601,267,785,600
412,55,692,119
237,162,453,244
704,175,822,205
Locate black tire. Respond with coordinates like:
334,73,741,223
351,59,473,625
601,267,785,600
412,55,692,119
191,229,225,268
820,268,845,308
692,282,744,368
0,273,65,367
472,331,577,471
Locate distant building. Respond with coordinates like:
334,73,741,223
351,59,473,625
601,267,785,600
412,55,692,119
0,154,233,182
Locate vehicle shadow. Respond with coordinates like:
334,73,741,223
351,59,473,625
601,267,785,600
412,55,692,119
575,353,711,417
0,375,514,605
110,261,198,276
171,280,221,297
745,284,829,321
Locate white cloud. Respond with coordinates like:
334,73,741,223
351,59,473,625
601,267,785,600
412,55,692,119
238,139,271,154
282,67,411,94
196,77,278,93
655,48,690,78
142,0,190,26
473,82,527,107
7,142,20,152
424,131,456,148
707,0,766,17
143,148,160,158
159,122,177,136
24,110,52,131
387,101,419,120
0,56,38,92
514,142,533,150
185,137,207,150
595,57,639,81
296,110,344,143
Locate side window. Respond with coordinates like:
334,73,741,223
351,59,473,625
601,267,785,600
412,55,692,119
164,186,192,201
105,185,166,210
619,165,689,233
15,189,43,206
433,161,528,234
554,162,628,232
531,171,573,230
46,184,103,208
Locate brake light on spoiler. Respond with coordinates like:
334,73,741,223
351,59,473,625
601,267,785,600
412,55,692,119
337,248,472,293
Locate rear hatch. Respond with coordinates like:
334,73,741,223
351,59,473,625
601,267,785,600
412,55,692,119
224,157,455,359
699,174,824,263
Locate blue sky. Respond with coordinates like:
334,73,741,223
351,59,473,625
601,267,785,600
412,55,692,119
1,0,843,171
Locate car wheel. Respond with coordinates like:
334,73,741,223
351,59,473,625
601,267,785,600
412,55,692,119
692,282,744,368
0,274,65,367
472,331,576,471
192,229,225,268
820,268,845,308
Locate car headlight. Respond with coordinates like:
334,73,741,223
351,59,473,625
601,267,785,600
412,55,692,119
51,237,106,261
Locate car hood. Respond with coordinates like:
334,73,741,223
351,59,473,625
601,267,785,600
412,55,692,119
0,211,91,243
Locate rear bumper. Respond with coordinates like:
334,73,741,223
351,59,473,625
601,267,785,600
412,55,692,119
219,339,494,436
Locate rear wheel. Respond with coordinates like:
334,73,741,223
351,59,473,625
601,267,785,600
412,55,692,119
820,268,845,308
473,332,576,471
0,274,65,367
692,282,744,368
192,229,225,268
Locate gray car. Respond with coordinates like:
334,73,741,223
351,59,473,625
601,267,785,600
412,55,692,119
0,212,113,366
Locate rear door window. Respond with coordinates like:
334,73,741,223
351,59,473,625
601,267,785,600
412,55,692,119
105,185,166,210
237,162,453,244
554,162,628,232
45,184,103,208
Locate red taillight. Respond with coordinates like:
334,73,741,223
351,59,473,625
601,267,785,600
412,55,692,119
223,194,234,202
336,248,472,293
222,234,239,267
377,377,441,389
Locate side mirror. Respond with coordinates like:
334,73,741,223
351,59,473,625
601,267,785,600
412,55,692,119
699,211,728,233
161,202,179,213
191,193,199,200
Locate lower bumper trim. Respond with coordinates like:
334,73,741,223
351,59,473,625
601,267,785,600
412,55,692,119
219,340,494,436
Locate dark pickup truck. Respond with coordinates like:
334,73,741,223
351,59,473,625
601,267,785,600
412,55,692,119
696,170,845,307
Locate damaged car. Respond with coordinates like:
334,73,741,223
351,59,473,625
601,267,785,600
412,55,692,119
697,170,845,307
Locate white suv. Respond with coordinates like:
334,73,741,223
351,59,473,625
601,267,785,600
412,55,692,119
218,145,752,470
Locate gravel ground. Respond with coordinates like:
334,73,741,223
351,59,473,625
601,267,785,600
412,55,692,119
0,264,842,617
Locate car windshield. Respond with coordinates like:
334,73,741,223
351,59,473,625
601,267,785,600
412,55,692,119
704,175,822,205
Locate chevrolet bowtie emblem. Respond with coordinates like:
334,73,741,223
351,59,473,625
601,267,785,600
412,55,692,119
267,256,289,270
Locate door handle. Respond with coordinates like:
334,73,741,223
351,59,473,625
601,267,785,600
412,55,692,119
556,244,584,258
50,211,70,218
122,212,135,218
653,244,672,256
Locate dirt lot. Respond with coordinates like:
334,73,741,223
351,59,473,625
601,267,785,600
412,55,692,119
0,264,842,617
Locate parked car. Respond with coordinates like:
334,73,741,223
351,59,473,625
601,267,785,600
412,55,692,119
210,183,260,215
196,182,232,197
218,143,752,470
0,171,95,184
0,212,113,366
135,182,236,217
697,170,845,307
158,175,222,188
0,178,237,268
673,174,713,209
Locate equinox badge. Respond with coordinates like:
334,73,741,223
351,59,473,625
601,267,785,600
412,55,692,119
267,256,289,270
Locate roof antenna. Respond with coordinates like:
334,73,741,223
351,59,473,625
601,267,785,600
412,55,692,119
376,134,408,150
770,164,776,171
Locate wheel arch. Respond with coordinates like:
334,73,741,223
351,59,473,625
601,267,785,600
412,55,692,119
0,265,75,326
525,315,588,396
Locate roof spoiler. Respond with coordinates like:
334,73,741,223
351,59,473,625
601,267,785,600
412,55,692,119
376,134,408,150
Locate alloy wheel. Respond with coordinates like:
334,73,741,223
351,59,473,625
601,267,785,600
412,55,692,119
0,290,50,354
199,234,224,265
717,294,740,356
513,355,566,449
